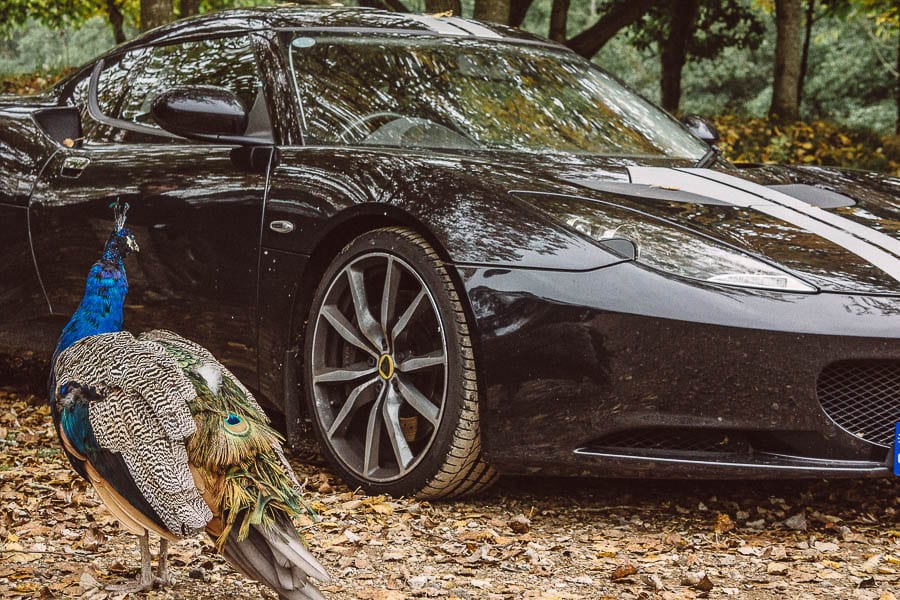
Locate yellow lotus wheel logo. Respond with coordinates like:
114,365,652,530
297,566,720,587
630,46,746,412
378,354,395,380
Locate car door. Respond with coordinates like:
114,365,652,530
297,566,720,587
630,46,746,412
0,118,53,369
29,34,272,387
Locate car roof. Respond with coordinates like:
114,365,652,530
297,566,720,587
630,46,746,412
134,6,553,48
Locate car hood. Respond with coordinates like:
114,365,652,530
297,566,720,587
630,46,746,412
506,158,900,295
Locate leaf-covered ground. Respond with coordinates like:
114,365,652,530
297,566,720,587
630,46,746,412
1,386,898,600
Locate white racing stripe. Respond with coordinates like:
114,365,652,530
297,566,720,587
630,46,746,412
682,168,900,258
406,14,468,36
446,18,503,38
627,166,900,285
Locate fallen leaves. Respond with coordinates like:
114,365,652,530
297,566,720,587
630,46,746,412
1,385,899,599
713,512,735,534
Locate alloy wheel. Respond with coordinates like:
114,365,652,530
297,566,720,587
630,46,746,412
310,251,448,482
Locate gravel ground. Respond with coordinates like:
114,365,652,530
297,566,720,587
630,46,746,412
1,386,898,600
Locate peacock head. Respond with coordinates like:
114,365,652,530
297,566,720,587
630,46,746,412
103,227,140,260
102,201,139,261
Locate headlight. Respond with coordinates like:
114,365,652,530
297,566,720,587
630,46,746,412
563,212,816,293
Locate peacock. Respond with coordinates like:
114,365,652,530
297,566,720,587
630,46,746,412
49,202,329,599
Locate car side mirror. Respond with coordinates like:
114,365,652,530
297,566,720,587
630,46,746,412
151,85,248,141
680,114,720,146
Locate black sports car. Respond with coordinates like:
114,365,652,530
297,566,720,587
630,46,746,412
1,7,898,499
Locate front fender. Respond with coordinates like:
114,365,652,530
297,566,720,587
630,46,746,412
265,147,622,270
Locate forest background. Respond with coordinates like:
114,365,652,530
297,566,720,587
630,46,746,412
1,0,898,174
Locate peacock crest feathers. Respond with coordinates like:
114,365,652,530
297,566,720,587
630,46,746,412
111,199,129,231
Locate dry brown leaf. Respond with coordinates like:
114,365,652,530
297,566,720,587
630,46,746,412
714,512,735,533
610,563,637,580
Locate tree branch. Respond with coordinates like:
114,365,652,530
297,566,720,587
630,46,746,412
565,0,658,59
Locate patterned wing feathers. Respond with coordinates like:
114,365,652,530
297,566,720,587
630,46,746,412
138,329,302,492
53,331,213,537
54,328,329,595
55,331,196,441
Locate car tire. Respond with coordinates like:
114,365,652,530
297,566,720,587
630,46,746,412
304,227,497,499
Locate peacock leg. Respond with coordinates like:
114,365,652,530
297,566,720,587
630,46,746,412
105,531,166,592
156,538,170,584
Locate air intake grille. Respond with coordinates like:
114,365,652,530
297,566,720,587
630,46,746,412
818,361,900,447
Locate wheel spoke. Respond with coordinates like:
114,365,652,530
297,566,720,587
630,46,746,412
327,378,380,439
382,385,414,470
347,266,385,352
397,349,446,373
380,256,400,346
391,288,427,344
321,304,378,357
395,375,440,427
363,388,385,476
314,361,376,384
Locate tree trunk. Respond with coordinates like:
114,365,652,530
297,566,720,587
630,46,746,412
178,0,201,18
549,0,570,43
566,0,656,59
424,0,461,15
509,0,534,28
473,0,510,25
797,0,815,108
770,0,803,120
660,0,700,113
106,0,126,44
896,29,899,134
140,0,173,32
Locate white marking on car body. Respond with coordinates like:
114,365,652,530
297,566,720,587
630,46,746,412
446,18,503,38
406,14,468,36
627,167,900,285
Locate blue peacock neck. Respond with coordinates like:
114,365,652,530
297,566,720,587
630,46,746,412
54,236,131,358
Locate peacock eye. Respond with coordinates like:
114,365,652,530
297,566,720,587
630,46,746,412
223,412,250,436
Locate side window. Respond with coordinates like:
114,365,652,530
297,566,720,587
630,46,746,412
67,49,149,143
117,36,266,140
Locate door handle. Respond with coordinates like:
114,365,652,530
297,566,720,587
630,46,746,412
61,156,90,178
269,220,295,234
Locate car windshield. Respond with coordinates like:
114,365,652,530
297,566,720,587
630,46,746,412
288,34,707,159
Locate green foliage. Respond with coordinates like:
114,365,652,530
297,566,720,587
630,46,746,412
629,0,766,60
0,0,139,34
801,13,896,134
0,17,121,77
715,114,899,174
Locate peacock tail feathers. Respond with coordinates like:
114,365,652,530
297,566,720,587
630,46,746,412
136,330,314,550
196,451,309,549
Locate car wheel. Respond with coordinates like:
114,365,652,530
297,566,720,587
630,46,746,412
304,227,497,499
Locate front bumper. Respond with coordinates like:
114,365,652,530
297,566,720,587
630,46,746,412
457,260,900,478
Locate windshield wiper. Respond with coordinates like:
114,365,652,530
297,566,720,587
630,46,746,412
694,146,720,168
